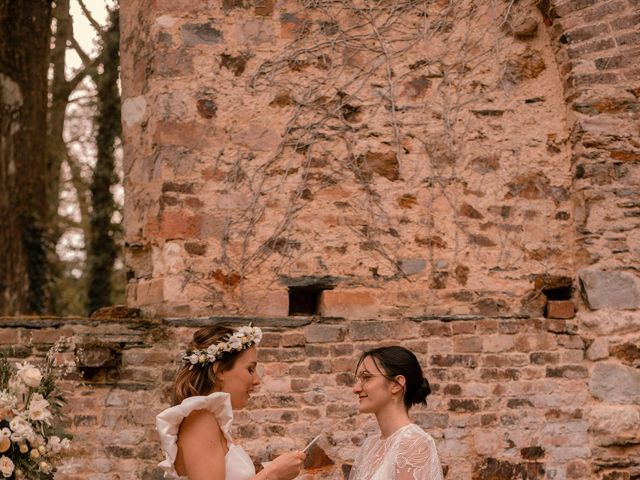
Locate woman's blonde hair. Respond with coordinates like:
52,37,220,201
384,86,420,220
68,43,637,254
173,325,242,405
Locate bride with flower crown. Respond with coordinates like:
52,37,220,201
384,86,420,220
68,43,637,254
156,325,305,480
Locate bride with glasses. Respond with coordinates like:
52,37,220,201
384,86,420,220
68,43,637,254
349,346,444,480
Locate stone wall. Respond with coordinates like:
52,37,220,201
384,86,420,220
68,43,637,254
120,0,582,318
113,0,640,478
2,313,638,479
118,0,640,337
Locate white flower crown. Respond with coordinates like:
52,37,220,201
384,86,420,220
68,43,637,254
182,325,263,368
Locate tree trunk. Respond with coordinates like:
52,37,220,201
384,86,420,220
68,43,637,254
86,8,120,314
47,0,72,315
0,1,53,314
48,0,71,235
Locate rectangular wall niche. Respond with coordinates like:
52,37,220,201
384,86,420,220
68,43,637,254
288,286,328,316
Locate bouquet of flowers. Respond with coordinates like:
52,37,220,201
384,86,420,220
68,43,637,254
0,342,73,479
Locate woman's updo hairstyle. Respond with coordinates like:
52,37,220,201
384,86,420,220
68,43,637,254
356,346,431,410
173,325,241,405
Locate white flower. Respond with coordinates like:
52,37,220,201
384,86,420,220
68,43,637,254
236,326,251,338
0,392,15,409
6,378,27,408
28,394,51,423
206,343,220,356
253,328,263,344
47,436,62,455
15,363,42,388
182,326,263,366
0,392,16,421
60,438,71,450
29,434,44,448
9,416,34,443
0,456,14,478
0,430,9,453
39,461,51,474
227,335,242,350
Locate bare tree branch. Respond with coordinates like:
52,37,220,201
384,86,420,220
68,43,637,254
66,37,101,92
68,35,92,67
77,0,103,35
65,150,91,233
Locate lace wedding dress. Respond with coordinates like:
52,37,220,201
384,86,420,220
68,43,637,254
156,392,256,480
349,424,443,480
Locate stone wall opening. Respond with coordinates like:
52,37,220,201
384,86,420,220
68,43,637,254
288,286,325,316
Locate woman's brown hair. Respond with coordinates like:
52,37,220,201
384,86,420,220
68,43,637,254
173,325,243,405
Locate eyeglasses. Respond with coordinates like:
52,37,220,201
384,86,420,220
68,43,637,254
353,372,384,386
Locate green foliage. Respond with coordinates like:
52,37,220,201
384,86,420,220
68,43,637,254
20,208,49,315
85,7,121,315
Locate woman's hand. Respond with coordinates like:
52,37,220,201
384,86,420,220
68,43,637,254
263,451,306,480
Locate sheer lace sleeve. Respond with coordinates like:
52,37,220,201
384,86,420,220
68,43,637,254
394,428,443,480
349,435,377,480
349,425,443,480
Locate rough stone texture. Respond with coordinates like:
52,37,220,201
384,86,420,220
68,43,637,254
116,0,640,478
121,0,582,318
3,313,639,480
589,362,640,404
579,269,640,309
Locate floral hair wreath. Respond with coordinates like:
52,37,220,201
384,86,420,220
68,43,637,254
182,325,263,368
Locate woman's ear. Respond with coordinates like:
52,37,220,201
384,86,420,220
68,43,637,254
392,375,406,395
212,363,224,386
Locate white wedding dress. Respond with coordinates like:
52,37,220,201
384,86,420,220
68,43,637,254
349,424,443,480
156,392,256,480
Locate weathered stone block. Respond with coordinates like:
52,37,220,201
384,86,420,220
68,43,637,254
281,332,305,347
546,300,576,319
590,363,640,404
449,398,480,412
348,321,392,341
546,365,588,379
29,327,75,345
320,291,380,319
453,336,483,353
610,342,640,367
304,324,345,343
530,351,560,364
181,22,223,45
243,290,289,317
254,0,274,16
231,123,281,151
399,258,426,275
566,459,589,478
308,359,331,373
431,354,478,368
586,338,609,360
121,96,147,127
579,269,640,310
233,19,274,44
482,335,516,353
588,405,640,446
0,329,19,345
473,457,545,479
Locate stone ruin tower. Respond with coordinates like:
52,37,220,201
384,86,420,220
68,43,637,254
118,0,640,478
